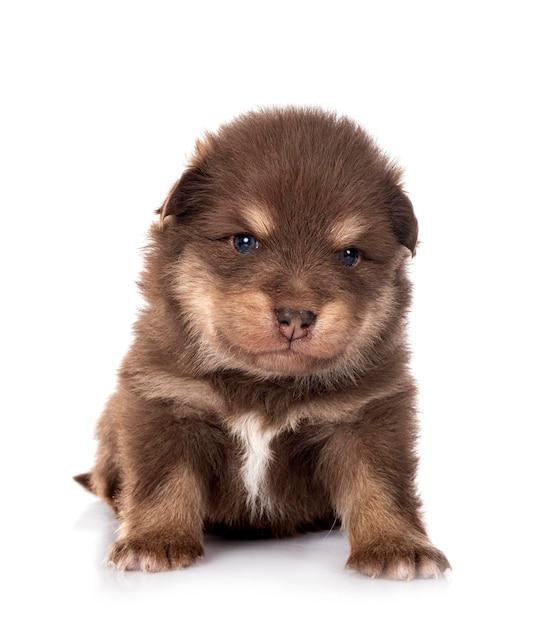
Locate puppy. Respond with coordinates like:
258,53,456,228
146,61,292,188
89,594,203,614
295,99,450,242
75,107,450,579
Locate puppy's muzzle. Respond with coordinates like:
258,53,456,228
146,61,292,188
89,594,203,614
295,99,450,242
275,308,317,341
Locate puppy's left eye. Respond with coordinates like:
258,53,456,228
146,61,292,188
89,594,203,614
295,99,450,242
232,233,259,254
339,247,360,267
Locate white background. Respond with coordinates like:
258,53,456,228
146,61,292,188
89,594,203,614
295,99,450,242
1,1,541,623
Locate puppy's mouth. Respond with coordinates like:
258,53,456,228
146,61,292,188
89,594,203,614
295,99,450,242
238,335,330,376
265,336,316,356
178,279,356,374
215,305,352,375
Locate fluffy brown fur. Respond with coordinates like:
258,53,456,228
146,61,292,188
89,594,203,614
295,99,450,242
75,107,450,579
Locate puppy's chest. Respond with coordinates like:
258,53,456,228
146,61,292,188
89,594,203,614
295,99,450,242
228,413,285,516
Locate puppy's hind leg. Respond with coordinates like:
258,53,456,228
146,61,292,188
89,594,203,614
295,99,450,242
73,472,94,493
74,393,124,513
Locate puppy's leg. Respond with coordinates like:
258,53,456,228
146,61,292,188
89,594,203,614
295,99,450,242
320,415,450,580
109,465,205,572
342,463,449,579
103,393,221,572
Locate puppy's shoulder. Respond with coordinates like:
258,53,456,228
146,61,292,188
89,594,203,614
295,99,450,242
121,366,225,416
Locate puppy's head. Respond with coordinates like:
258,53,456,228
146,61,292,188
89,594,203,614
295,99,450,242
153,108,417,379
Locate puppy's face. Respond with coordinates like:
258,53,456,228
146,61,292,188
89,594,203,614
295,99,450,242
157,109,417,378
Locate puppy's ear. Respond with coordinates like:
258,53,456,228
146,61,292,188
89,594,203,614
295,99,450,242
384,167,418,255
388,188,418,256
158,165,208,229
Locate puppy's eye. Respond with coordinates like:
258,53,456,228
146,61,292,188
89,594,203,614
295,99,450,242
232,233,259,254
339,247,360,267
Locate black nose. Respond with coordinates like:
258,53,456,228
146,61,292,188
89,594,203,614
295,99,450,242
275,308,317,341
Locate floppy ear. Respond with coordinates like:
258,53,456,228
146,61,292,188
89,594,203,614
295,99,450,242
158,165,209,228
381,163,418,255
388,188,418,256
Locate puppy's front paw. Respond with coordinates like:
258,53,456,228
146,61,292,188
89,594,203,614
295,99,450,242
107,532,204,572
347,538,450,581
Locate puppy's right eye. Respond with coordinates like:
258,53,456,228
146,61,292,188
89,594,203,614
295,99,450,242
339,247,360,267
232,233,259,254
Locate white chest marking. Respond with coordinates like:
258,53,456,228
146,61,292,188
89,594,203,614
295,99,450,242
230,415,276,515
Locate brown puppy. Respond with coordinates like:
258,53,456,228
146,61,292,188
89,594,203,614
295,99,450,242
75,107,450,579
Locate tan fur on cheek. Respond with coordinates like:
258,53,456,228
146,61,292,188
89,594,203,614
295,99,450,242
310,300,353,357
173,254,274,354
347,283,397,353
173,255,281,372
218,290,276,352
174,255,220,340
